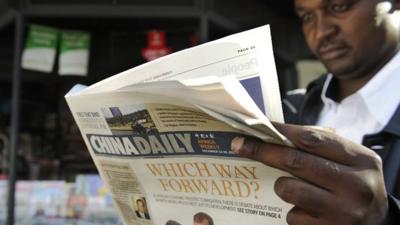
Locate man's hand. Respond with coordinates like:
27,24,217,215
231,123,388,225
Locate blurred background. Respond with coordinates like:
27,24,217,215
0,0,326,224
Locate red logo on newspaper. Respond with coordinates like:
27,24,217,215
141,30,172,61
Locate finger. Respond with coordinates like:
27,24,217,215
272,122,377,167
231,137,349,190
286,207,328,225
275,177,336,218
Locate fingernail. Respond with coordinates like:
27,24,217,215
231,137,245,153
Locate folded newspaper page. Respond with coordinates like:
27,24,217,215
65,25,293,225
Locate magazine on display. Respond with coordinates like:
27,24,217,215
65,25,293,225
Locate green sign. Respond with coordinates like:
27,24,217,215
58,30,91,76
21,24,58,73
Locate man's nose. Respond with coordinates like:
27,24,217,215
315,16,337,41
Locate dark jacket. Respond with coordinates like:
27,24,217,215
283,75,400,225
135,210,150,219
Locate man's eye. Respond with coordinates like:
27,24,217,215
300,13,314,23
330,4,349,13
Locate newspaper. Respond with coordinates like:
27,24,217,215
65,25,293,225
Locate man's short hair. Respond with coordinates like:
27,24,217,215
193,212,214,225
165,220,182,225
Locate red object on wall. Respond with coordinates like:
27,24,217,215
141,30,172,61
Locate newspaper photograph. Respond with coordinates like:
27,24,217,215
65,25,292,225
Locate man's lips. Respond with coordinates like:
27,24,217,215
318,44,349,61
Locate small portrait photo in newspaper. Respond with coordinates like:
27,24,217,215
131,196,151,220
193,212,214,225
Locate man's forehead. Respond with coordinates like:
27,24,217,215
194,221,209,225
295,0,327,10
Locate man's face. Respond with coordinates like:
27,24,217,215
295,0,399,79
137,201,145,212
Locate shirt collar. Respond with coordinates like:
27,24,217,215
320,74,336,106
320,50,400,126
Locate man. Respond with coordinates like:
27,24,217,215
231,0,400,224
193,212,214,225
135,198,150,219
